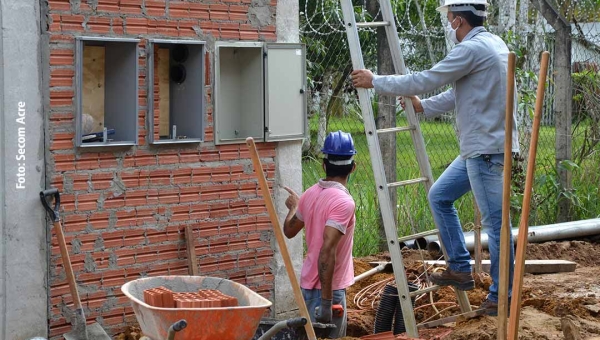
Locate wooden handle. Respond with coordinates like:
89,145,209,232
498,51,516,339
245,138,317,340
508,51,550,340
54,221,83,310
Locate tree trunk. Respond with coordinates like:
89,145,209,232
529,0,573,222
367,0,397,251
554,25,573,222
499,0,518,32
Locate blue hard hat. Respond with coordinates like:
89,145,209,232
321,130,357,156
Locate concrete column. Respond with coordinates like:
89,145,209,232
273,0,304,319
0,1,47,339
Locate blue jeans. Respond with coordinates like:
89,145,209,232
301,288,347,338
428,154,514,303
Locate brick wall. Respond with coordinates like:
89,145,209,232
44,0,278,337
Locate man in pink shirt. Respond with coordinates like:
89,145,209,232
283,130,357,338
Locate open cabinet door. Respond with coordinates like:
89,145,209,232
264,43,307,141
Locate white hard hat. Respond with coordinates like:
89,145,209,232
436,0,488,17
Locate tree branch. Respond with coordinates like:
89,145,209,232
529,0,569,30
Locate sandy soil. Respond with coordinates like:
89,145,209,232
346,238,600,339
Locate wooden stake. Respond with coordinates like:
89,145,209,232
507,51,550,340
246,137,317,340
498,51,516,340
186,226,199,275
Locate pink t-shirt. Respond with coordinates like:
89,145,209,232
296,180,356,290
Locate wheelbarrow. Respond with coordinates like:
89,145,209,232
123,275,293,340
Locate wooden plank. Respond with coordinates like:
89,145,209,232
157,48,170,137
499,52,517,340
185,226,198,276
418,309,486,329
83,45,105,132
508,51,550,340
424,259,577,274
246,138,317,340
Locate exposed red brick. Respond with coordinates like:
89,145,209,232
50,34,75,43
79,2,93,13
169,2,190,18
51,132,74,150
241,30,259,40
198,21,219,36
120,0,143,14
50,68,75,87
146,0,166,16
112,17,125,34
86,17,111,33
125,189,148,207
77,193,100,211
50,49,74,66
178,20,200,37
61,14,85,32
104,196,125,209
158,153,179,165
48,0,71,11
189,3,210,19
97,0,120,12
126,17,148,35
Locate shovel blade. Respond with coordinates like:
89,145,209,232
64,323,111,340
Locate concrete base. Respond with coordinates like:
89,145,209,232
0,0,47,339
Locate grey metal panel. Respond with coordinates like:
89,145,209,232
150,39,206,45
75,36,140,43
170,43,204,141
104,41,138,144
76,37,140,147
147,39,206,144
264,43,307,141
147,40,155,143
75,37,83,147
214,42,264,145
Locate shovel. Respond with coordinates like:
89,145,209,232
40,188,111,340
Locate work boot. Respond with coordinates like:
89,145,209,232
429,269,474,291
479,299,511,316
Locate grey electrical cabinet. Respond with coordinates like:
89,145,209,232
147,39,206,144
75,37,140,147
214,42,307,145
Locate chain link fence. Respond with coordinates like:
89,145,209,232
299,0,600,256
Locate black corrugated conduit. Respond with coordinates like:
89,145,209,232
374,282,419,334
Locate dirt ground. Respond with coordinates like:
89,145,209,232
347,238,600,339
118,238,600,340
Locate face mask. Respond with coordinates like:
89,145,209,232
445,17,460,44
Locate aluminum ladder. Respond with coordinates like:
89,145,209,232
339,0,474,337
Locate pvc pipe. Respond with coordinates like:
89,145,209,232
354,262,388,282
425,218,600,253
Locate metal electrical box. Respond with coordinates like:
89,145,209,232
214,42,307,145
147,39,206,144
75,37,140,147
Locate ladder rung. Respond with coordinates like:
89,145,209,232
377,126,415,134
410,285,440,297
356,21,390,28
418,309,486,329
397,229,439,243
387,177,428,188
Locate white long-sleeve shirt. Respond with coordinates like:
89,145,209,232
372,27,519,158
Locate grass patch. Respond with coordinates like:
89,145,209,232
304,114,600,257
